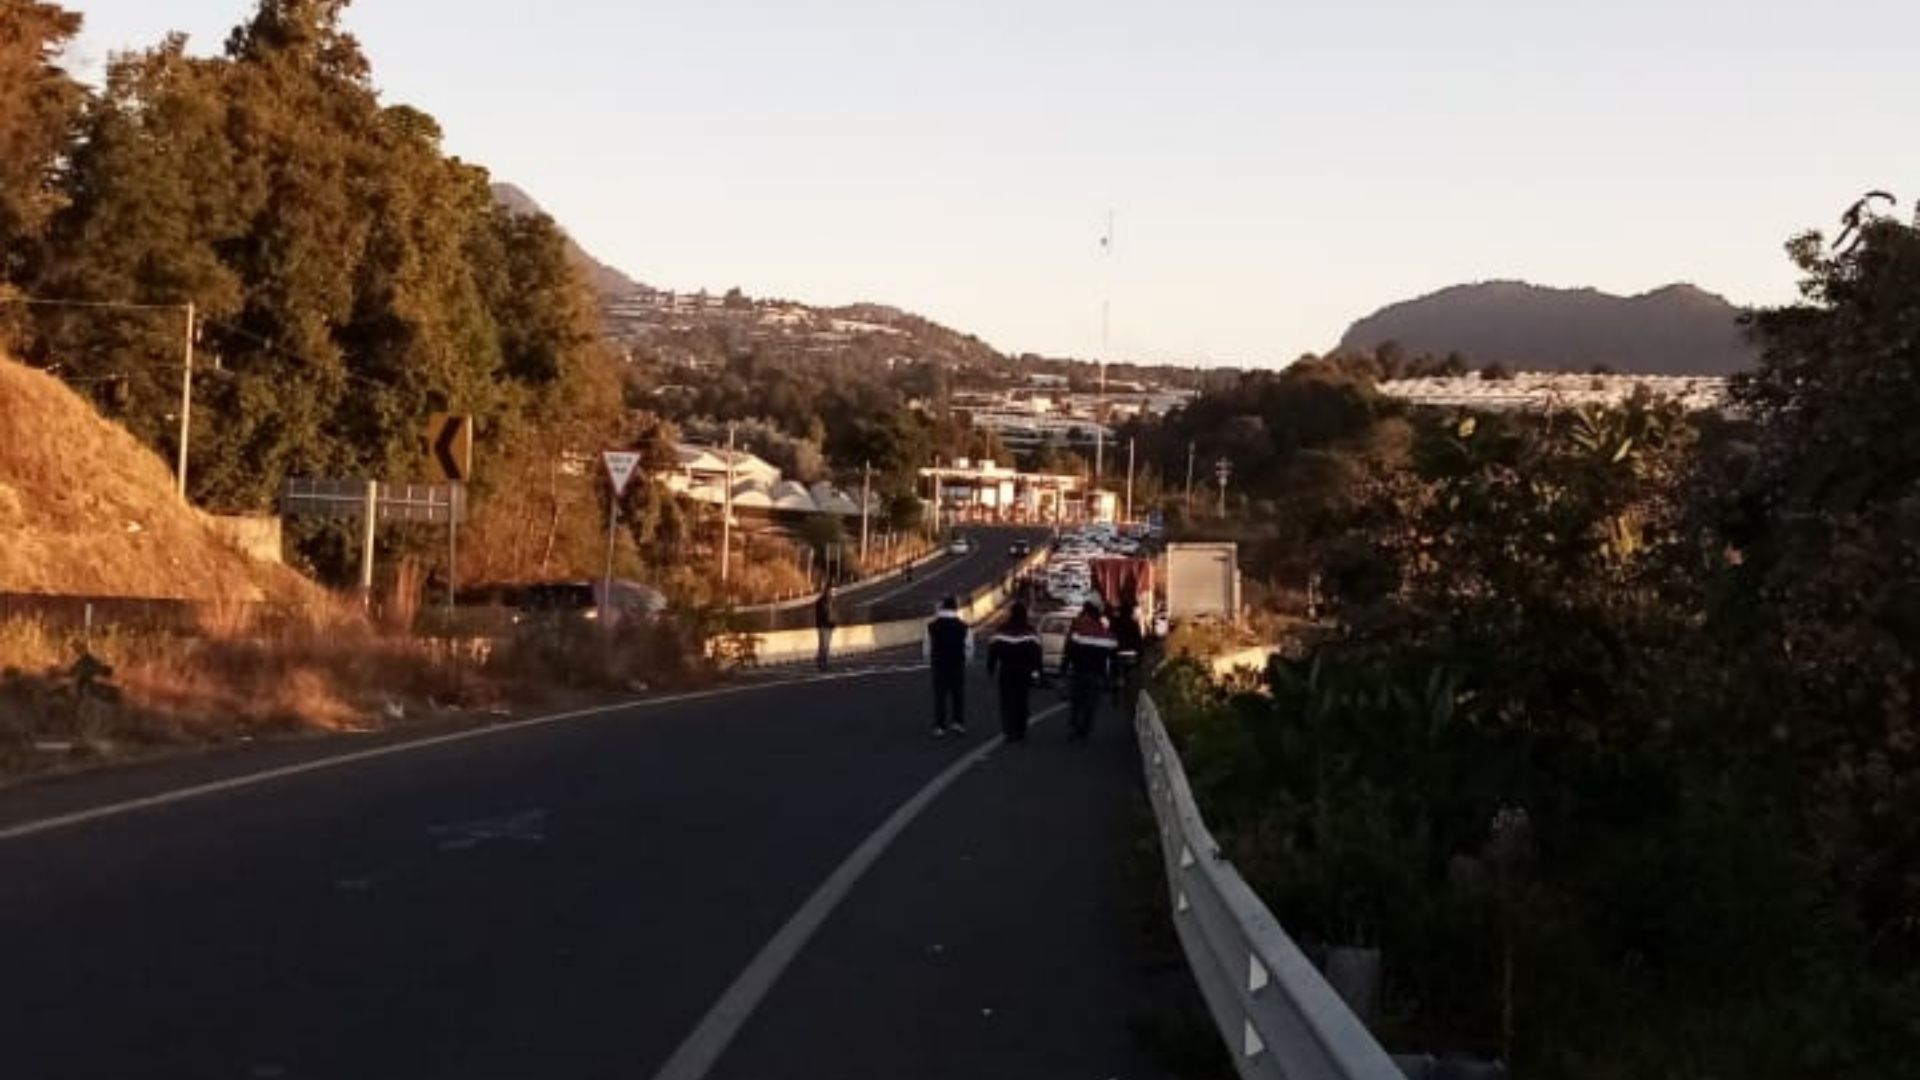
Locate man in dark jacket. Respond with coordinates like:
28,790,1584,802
813,583,836,671
987,602,1044,742
1060,601,1117,741
1108,603,1145,705
924,595,974,737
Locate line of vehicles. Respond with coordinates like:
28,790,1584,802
1017,521,1166,671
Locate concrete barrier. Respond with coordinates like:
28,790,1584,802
734,617,926,666
208,515,284,564
718,545,1049,667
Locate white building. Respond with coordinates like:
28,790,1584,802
1378,373,1732,413
920,458,1087,524
658,443,874,518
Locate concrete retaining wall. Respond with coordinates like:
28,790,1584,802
722,545,1048,667
208,515,284,564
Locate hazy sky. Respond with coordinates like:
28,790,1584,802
63,0,1920,367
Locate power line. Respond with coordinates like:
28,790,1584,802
0,296,188,312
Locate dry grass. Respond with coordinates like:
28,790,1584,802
0,353,320,603
0,605,503,776
0,590,722,778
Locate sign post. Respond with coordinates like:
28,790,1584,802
601,450,643,625
282,478,469,610
423,414,474,616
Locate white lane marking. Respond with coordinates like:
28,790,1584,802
648,702,1067,1080
428,808,548,852
853,542,982,607
0,668,916,843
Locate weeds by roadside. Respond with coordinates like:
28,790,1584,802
0,600,723,780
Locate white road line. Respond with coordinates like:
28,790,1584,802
648,702,1068,1080
0,668,915,843
854,545,979,607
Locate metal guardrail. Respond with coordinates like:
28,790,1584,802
1135,693,1406,1080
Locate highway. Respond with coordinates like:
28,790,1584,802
0,664,1172,1079
744,525,1050,630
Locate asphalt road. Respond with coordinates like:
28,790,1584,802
750,525,1051,630
0,665,1169,1080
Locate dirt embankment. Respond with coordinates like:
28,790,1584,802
0,353,315,603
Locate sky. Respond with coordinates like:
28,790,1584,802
62,0,1920,367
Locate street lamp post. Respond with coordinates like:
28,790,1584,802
720,423,736,586
1215,457,1232,517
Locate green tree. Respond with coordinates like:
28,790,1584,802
0,0,84,295
886,492,924,532
30,1,617,548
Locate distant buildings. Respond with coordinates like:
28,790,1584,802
953,384,1195,452
659,443,873,519
919,458,1088,524
1378,372,1732,413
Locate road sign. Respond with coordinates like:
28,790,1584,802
281,478,467,524
424,413,474,482
282,478,468,595
603,450,642,496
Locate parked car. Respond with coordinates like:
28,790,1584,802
516,579,665,630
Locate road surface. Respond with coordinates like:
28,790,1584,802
0,665,1171,1080
745,525,1050,630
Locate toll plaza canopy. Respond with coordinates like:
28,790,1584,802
918,458,1091,523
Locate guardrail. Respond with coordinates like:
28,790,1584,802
721,545,1049,666
1135,692,1406,1080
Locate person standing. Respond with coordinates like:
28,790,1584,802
924,595,973,737
1108,602,1145,706
987,602,1044,742
1060,601,1117,742
814,582,836,671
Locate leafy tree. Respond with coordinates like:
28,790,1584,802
0,0,84,294
886,492,924,532
1723,201,1920,967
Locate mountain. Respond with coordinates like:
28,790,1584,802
489,183,646,297
1339,281,1755,376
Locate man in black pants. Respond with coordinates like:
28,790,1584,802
924,595,973,738
813,582,836,671
987,602,1044,742
1060,601,1117,742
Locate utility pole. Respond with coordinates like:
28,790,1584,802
0,297,199,499
1093,210,1113,488
1184,441,1197,517
860,460,872,563
930,457,942,541
1125,437,1136,524
720,423,736,586
177,302,194,500
1215,457,1233,517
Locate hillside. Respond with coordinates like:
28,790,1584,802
0,355,318,602
490,182,647,296
1340,281,1756,376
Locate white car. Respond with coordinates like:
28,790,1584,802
1037,610,1075,671
949,536,975,554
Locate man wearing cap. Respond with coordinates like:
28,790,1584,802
924,595,974,738
1059,600,1117,742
